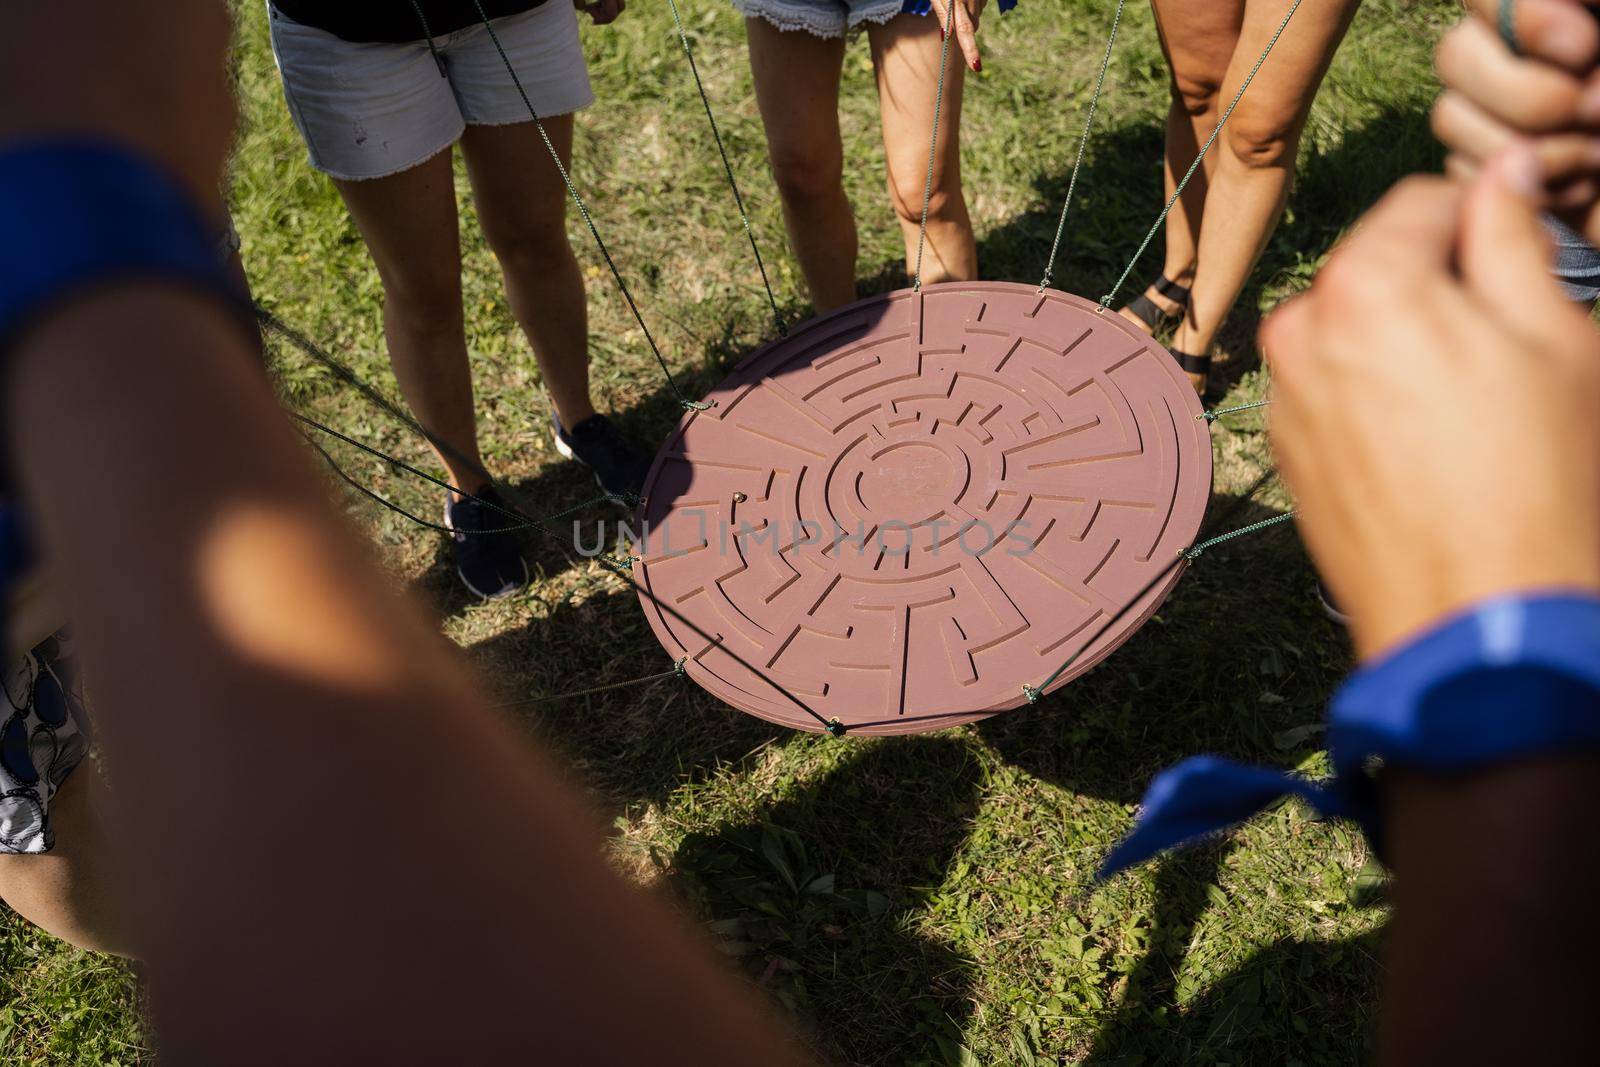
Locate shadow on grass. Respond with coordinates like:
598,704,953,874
402,95,1423,1064
1083,845,1383,1066
977,491,1351,805
668,735,983,1067
464,583,786,811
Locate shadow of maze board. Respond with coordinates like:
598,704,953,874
633,282,1213,736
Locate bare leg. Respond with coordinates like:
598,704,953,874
746,18,857,311
1173,0,1361,366
870,13,977,287
460,116,595,429
1122,0,1243,330
0,769,130,957
333,150,488,495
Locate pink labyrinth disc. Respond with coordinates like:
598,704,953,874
632,282,1213,736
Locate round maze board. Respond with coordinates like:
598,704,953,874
632,282,1212,736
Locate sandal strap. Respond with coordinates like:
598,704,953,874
1172,349,1211,374
1153,275,1192,304
1124,292,1165,330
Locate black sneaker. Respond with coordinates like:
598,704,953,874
443,486,530,600
1316,577,1351,626
552,412,652,504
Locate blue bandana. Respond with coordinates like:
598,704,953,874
1102,593,1600,876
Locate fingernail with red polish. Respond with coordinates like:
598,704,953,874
973,57,982,72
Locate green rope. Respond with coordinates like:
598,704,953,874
1200,398,1272,423
1100,0,1305,309
1038,0,1128,292
262,309,515,504
491,657,688,708
294,414,546,527
665,0,786,338
1182,510,1296,560
296,414,644,590
407,0,450,77
273,317,833,730
305,435,528,535
912,25,954,292
466,0,709,413
1021,509,1297,702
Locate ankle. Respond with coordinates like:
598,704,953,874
1172,324,1215,356
553,397,597,428
450,470,492,501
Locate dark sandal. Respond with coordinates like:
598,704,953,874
1124,275,1192,331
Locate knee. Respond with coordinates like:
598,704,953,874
886,162,963,227
381,272,463,337
482,215,572,276
1224,113,1300,170
888,178,956,228
1171,72,1221,118
770,148,843,206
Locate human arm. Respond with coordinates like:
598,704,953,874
1260,151,1600,1062
8,289,808,1063
575,0,626,26
0,2,805,1062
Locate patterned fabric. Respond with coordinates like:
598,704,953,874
1,628,89,854
732,0,909,37
732,0,1017,39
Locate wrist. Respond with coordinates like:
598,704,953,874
1333,590,1600,783
1349,556,1600,661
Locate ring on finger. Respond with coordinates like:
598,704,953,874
1499,0,1522,56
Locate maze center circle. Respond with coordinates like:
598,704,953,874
634,282,1213,736
855,441,958,520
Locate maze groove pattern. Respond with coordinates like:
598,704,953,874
633,282,1212,735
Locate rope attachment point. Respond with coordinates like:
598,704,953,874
1198,399,1272,423
1181,511,1297,560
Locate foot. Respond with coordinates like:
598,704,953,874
552,412,653,504
1117,276,1191,335
444,486,530,600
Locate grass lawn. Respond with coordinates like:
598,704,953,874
2,0,1453,1062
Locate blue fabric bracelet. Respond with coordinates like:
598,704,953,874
1101,593,1600,876
0,140,251,628
0,141,247,362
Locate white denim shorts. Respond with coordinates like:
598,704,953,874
733,0,911,38
268,1,595,181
